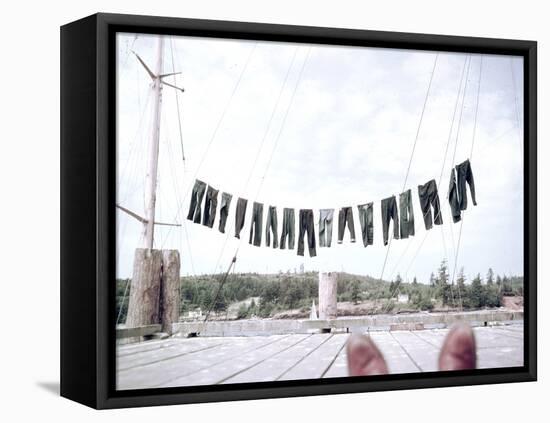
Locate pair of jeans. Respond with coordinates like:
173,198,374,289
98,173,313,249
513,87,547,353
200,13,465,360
187,179,206,223
280,208,295,250
338,207,356,243
381,196,399,246
357,203,373,247
218,192,232,233
265,206,278,248
249,202,263,247
298,209,316,257
234,197,248,239
418,179,443,230
456,159,477,210
399,189,415,239
318,209,334,247
448,171,461,223
202,185,218,228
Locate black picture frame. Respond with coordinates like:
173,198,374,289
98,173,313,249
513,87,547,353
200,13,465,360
60,12,537,409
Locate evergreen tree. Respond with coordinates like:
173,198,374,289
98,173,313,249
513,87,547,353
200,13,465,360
455,267,467,307
436,260,452,305
502,275,513,295
457,267,466,291
470,273,483,308
412,276,418,286
394,274,402,292
429,272,436,287
486,268,494,285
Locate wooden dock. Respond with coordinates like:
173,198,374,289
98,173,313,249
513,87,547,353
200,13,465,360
116,323,524,390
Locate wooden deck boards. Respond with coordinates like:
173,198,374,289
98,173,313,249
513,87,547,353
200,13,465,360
116,323,524,390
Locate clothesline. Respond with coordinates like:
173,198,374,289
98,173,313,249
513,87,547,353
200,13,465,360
185,157,477,258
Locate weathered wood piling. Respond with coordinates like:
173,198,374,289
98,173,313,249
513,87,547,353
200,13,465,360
125,248,181,340
318,272,338,319
126,248,163,331
160,250,181,335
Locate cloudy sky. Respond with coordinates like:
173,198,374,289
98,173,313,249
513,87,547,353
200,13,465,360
116,32,524,284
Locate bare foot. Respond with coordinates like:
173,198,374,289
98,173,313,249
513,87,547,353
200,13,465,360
438,323,477,371
347,333,389,376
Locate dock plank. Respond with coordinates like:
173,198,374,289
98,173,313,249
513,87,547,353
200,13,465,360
477,346,524,368
117,339,179,357
371,331,421,373
280,334,349,381
223,334,329,384
493,327,524,339
322,339,349,378
473,327,523,349
117,335,285,390
389,331,439,372
412,329,447,349
116,323,525,389
164,334,310,387
117,338,223,371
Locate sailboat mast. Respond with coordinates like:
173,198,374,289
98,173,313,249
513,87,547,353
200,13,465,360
142,36,164,250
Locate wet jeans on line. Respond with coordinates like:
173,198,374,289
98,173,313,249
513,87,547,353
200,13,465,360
449,159,477,223
338,207,356,243
218,192,232,233
381,195,399,246
249,202,263,247
265,206,278,248
418,179,443,230
280,208,295,250
187,179,206,223
202,185,219,228
357,203,373,247
234,197,248,239
448,170,461,223
399,189,415,239
298,209,316,257
318,208,334,248
456,158,477,211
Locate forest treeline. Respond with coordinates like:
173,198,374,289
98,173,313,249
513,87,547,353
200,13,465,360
116,260,523,323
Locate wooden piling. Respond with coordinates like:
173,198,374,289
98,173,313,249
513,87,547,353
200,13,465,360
318,272,338,319
160,250,181,335
125,248,163,335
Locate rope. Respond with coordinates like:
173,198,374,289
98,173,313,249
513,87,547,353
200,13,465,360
241,47,301,194
163,43,258,240
442,55,472,308
252,47,312,202
407,55,474,308
445,54,472,307
122,34,139,67
119,90,153,204
450,55,472,169
388,55,469,284
470,56,483,159
382,54,477,312
169,36,186,164
202,47,310,326
450,55,483,309
117,61,154,266
378,53,439,287
396,55,471,290
161,114,196,273
401,53,439,193
206,46,301,278
201,255,237,326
